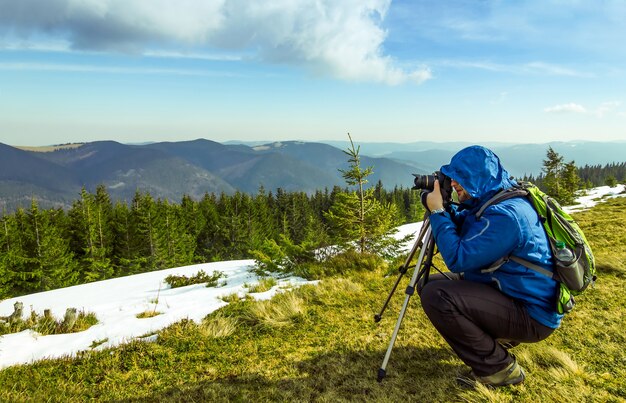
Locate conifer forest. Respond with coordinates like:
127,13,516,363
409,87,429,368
0,183,422,299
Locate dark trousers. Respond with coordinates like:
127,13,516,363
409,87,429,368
419,274,554,376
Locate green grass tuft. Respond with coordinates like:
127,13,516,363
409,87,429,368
220,292,244,303
295,249,386,279
90,338,109,349
1,309,98,336
240,291,307,329
246,277,278,293
202,311,239,338
136,310,162,319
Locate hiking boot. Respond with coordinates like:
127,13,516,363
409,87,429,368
456,359,525,388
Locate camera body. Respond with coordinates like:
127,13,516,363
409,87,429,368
413,171,454,208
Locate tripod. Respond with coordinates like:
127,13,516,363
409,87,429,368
374,212,450,382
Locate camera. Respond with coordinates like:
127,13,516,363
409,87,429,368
413,171,453,208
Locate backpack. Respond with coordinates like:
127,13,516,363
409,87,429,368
476,181,596,314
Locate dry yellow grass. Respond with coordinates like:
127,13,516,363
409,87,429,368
201,311,239,338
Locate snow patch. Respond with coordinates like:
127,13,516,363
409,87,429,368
0,261,313,369
564,184,626,213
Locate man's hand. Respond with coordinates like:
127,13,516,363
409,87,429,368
426,179,444,211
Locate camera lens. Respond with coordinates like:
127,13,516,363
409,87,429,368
413,174,436,191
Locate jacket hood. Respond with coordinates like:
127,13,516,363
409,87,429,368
440,145,516,202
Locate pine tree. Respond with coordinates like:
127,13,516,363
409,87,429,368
180,194,204,262
217,191,250,258
129,191,158,270
68,187,114,282
153,199,196,269
561,161,580,205
0,214,9,297
197,192,223,261
36,207,78,289
23,200,77,292
605,175,618,187
542,146,564,200
0,212,30,297
325,134,401,254
274,188,290,237
250,186,276,250
541,147,581,205
94,185,114,255
2,208,36,295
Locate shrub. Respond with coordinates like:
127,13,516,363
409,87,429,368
165,270,224,289
250,234,317,276
294,250,386,279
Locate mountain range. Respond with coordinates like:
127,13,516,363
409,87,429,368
1,139,625,211
0,139,418,211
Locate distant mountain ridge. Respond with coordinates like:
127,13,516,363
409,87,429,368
0,139,418,211
2,139,624,211
318,140,626,178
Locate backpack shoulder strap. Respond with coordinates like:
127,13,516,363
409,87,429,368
481,254,554,279
509,255,554,278
478,183,556,279
475,187,529,219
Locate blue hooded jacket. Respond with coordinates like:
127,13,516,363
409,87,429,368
429,146,562,329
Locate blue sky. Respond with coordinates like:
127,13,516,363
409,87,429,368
0,0,624,146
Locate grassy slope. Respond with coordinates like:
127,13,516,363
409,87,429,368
14,144,84,152
1,198,625,402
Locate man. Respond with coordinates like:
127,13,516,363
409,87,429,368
421,145,561,387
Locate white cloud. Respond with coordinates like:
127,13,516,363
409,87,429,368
0,0,430,85
0,61,242,77
595,101,621,117
544,101,623,117
437,60,590,78
544,103,587,114
524,62,592,78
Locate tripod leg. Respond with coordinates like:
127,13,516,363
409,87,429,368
378,224,435,382
374,220,430,322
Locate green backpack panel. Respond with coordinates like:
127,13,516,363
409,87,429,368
476,182,597,313
524,183,596,292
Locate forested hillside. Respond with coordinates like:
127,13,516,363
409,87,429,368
0,184,422,299
578,162,626,187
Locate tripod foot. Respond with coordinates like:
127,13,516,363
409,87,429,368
374,314,382,323
377,368,386,382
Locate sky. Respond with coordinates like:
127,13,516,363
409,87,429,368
1,185,624,369
0,0,625,147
